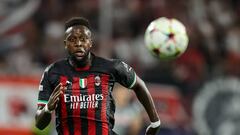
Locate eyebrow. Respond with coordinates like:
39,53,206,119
66,33,90,41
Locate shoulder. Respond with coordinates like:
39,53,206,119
93,55,121,67
95,56,132,72
44,59,67,73
92,55,125,74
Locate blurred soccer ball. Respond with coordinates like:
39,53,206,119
144,17,189,60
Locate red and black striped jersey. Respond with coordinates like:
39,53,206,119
37,54,136,135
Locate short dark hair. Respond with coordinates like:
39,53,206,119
65,17,91,31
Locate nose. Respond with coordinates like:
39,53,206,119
75,40,83,47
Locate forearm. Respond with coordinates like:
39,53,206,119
35,83,63,130
35,106,52,130
133,77,159,122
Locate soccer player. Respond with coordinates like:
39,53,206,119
35,17,160,135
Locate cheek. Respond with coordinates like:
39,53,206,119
66,45,75,53
87,40,93,48
82,41,92,49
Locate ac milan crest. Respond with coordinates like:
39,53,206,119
94,76,101,86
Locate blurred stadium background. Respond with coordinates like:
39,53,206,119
0,0,240,135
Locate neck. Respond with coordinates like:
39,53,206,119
69,53,92,68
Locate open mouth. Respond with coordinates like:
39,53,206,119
74,51,85,58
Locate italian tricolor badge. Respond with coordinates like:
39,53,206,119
79,78,87,88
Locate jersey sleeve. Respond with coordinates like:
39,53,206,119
114,60,137,89
37,65,53,107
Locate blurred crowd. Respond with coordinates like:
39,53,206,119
0,0,240,135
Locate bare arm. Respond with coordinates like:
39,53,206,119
35,106,52,130
132,76,160,135
35,83,63,130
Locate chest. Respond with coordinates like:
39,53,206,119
55,72,114,92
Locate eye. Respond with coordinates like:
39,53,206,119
68,36,77,42
80,36,90,42
80,37,85,42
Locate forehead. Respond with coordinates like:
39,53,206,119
65,25,91,37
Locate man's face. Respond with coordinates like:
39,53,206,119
64,25,92,61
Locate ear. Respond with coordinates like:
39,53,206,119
64,40,67,49
90,40,93,48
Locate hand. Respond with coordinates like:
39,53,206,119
145,124,160,135
47,83,64,111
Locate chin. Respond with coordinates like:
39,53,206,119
75,56,85,61
69,52,90,62
75,53,89,61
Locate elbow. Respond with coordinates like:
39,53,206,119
35,121,49,130
35,119,46,130
35,114,48,130
35,123,44,130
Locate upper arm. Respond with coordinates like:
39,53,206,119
114,60,137,89
37,66,54,107
131,75,147,91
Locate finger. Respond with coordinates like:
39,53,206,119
53,83,62,93
50,90,61,101
52,85,64,96
51,96,60,105
53,97,60,105
52,97,60,107
60,86,67,94
52,91,62,101
49,88,61,102
53,89,62,99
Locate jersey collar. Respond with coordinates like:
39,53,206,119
68,53,95,71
